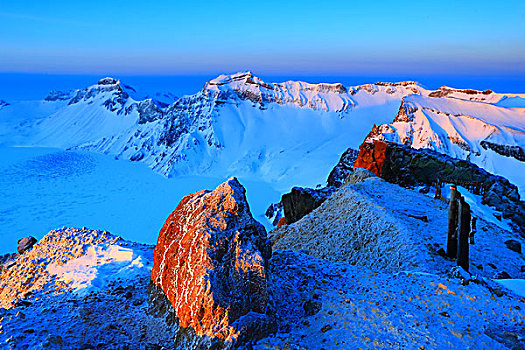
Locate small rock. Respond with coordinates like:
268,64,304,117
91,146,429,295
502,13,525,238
494,271,511,279
45,334,63,347
521,265,525,273
320,324,333,333
439,311,450,318
436,248,447,257
17,236,37,254
504,240,521,254
303,299,322,316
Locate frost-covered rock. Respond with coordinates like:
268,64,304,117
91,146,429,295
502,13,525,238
149,177,274,349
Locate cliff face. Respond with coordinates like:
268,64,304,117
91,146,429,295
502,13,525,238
363,94,525,194
354,141,525,235
149,177,274,348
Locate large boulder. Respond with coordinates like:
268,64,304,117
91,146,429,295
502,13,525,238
17,236,37,254
281,186,336,225
149,177,274,349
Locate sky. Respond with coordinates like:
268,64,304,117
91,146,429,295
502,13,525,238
0,0,524,77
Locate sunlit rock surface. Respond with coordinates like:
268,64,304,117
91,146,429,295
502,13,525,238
149,177,274,349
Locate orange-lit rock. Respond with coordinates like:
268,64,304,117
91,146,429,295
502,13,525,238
149,177,274,348
277,216,287,227
353,140,388,177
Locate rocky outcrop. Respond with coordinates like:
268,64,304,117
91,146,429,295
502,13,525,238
149,177,274,349
281,187,336,224
354,141,525,235
98,77,119,85
203,72,355,112
17,236,37,254
137,99,164,124
480,141,525,162
428,86,493,99
0,227,121,309
327,148,359,187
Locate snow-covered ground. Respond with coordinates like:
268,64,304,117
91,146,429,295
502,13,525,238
2,176,524,349
0,146,280,255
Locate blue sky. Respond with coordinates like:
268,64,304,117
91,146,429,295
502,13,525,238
0,0,524,76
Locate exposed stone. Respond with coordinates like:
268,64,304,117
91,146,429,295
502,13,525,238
494,271,511,279
302,299,322,316
17,236,37,254
353,140,525,235
327,148,359,187
149,177,274,349
504,240,522,254
480,141,525,162
265,202,283,226
137,99,164,124
98,77,118,85
281,186,336,224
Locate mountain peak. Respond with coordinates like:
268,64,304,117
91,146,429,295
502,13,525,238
97,77,120,86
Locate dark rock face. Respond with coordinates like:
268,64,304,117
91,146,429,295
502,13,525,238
137,100,164,124
265,202,283,226
98,77,119,85
505,240,522,254
480,141,525,162
281,187,336,224
428,86,493,99
354,141,525,235
149,177,274,349
494,271,512,279
17,236,37,254
327,148,359,188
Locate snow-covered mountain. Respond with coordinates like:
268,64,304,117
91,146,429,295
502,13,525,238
365,88,525,194
2,72,426,191
2,73,524,193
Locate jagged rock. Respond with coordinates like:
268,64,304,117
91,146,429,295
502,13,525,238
428,86,493,99
137,99,164,124
504,240,522,254
17,236,37,254
494,271,511,279
281,187,336,225
265,202,283,226
480,141,525,162
149,177,274,349
327,148,359,187
98,77,118,85
354,140,525,235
